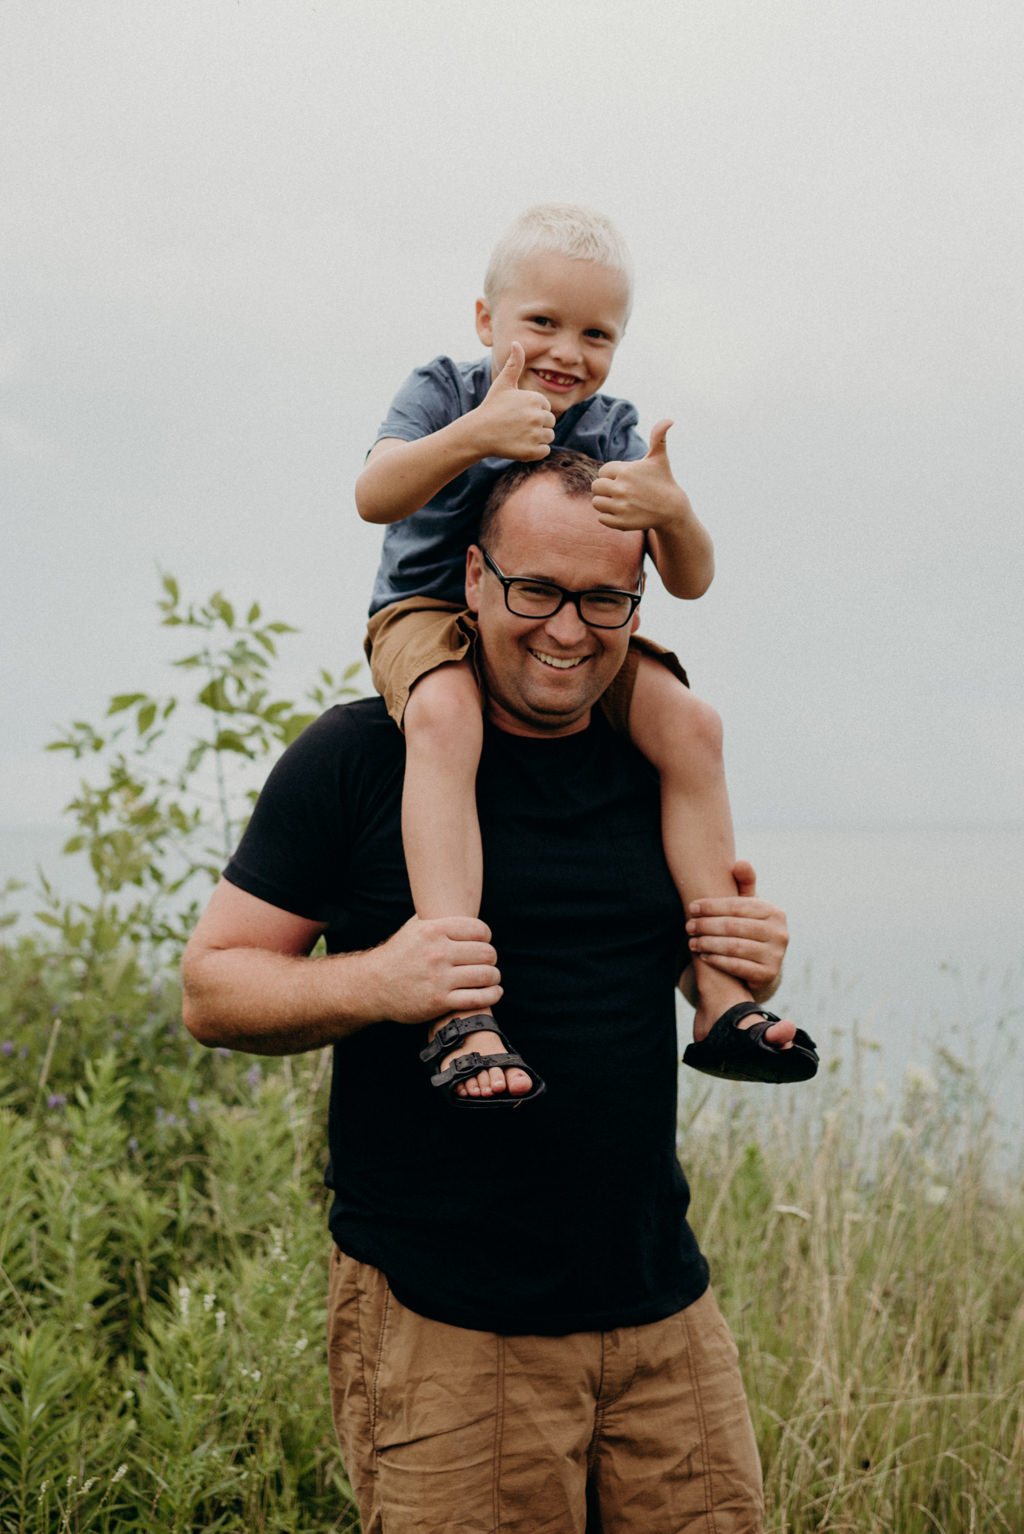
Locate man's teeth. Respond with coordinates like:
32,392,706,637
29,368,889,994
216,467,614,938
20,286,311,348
533,651,583,669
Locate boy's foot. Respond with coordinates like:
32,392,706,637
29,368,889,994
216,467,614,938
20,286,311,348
423,1013,537,1101
684,1001,819,1083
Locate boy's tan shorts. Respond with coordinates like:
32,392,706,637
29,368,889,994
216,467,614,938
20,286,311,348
365,597,689,737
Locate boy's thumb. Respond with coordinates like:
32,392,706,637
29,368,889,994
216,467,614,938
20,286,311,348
496,342,525,388
646,419,673,458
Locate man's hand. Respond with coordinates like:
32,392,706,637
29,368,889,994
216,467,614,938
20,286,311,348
470,342,556,461
367,915,503,1024
684,861,789,1003
592,420,691,533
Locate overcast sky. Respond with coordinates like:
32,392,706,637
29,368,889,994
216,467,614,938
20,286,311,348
2,0,1021,838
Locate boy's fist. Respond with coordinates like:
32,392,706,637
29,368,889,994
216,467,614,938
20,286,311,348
474,342,556,461
592,420,691,531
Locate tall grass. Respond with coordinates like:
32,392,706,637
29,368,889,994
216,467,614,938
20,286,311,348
2,931,1020,1531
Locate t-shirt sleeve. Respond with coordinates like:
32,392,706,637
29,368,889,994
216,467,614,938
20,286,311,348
562,394,648,464
600,397,648,461
223,708,359,922
374,356,466,446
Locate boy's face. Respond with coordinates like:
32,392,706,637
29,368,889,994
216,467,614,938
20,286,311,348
475,252,629,418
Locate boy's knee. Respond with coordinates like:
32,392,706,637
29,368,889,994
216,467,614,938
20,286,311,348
405,664,483,745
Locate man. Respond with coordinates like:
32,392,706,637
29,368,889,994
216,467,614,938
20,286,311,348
183,451,798,1532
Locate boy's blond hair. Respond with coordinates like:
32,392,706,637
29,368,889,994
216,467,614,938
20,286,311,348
483,203,634,320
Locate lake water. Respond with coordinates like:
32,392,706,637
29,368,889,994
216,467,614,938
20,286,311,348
4,822,1023,1142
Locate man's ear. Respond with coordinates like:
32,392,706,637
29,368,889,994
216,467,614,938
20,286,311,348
475,298,494,348
465,544,485,612
629,607,641,636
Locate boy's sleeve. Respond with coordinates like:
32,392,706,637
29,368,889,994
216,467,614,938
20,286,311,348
601,397,649,462
567,394,648,464
374,356,468,446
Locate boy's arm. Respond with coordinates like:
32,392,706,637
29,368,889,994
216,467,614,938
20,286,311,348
355,345,555,525
592,421,715,599
678,861,788,1005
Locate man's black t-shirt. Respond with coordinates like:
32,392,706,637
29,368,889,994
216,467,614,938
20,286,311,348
224,697,709,1335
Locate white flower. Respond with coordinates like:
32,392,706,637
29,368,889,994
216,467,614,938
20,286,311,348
216,1309,226,1333
904,1062,938,1095
293,1336,309,1356
177,1281,191,1323
203,1292,216,1313
112,1464,128,1484
925,1182,949,1205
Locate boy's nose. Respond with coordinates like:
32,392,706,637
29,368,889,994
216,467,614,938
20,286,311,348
549,331,582,365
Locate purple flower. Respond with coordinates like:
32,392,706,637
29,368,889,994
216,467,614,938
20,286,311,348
188,1097,200,1115
246,1065,262,1090
47,1093,68,1110
1,1041,13,1057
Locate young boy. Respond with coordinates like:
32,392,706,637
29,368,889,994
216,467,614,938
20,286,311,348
357,204,808,1103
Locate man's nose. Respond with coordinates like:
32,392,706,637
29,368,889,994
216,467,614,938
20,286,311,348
542,599,588,645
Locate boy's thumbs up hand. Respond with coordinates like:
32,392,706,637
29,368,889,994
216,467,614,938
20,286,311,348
493,341,526,389
471,343,556,461
592,420,688,532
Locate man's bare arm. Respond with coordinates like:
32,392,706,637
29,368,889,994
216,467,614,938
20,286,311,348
182,879,503,1056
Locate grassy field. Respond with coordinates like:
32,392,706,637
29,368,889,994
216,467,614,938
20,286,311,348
1,923,1021,1533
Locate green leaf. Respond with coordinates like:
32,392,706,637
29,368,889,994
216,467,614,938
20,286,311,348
198,678,232,713
109,692,149,716
247,601,261,623
137,701,157,735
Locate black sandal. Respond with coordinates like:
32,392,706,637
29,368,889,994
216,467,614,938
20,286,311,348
682,1001,819,1084
419,1015,547,1108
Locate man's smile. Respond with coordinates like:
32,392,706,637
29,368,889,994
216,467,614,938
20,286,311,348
530,649,587,670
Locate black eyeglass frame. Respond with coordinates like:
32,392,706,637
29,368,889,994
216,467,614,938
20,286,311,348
479,548,644,630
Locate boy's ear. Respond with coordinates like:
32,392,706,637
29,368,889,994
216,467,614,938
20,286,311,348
475,298,494,348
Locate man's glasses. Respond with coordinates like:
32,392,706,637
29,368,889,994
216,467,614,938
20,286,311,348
480,549,643,630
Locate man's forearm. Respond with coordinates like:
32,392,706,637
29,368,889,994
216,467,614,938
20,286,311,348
182,945,385,1056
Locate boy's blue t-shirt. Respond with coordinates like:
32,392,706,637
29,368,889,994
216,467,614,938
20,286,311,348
368,355,648,615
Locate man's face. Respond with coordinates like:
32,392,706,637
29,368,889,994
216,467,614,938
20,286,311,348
465,479,643,738
475,252,629,419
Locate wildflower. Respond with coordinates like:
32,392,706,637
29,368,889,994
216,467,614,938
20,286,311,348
82,1478,96,1494
250,1368,262,1383
293,1335,309,1356
216,1309,226,1333
47,1092,68,1110
177,1281,191,1323
188,1096,200,1115
1,1040,13,1056
904,1062,938,1095
246,1063,263,1090
111,1464,128,1484
925,1182,949,1205
216,1047,232,1058
203,1292,216,1312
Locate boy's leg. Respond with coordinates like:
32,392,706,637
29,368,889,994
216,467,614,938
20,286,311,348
403,662,531,1099
626,656,793,1045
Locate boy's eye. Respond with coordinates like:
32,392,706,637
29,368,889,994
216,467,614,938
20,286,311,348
529,315,554,327
584,329,610,341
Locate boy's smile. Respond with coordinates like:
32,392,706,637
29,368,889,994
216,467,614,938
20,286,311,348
475,252,629,419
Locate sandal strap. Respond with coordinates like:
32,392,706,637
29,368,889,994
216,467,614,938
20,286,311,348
419,1014,510,1066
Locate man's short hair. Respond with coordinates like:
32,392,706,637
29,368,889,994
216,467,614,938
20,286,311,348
483,203,634,321
478,451,603,549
